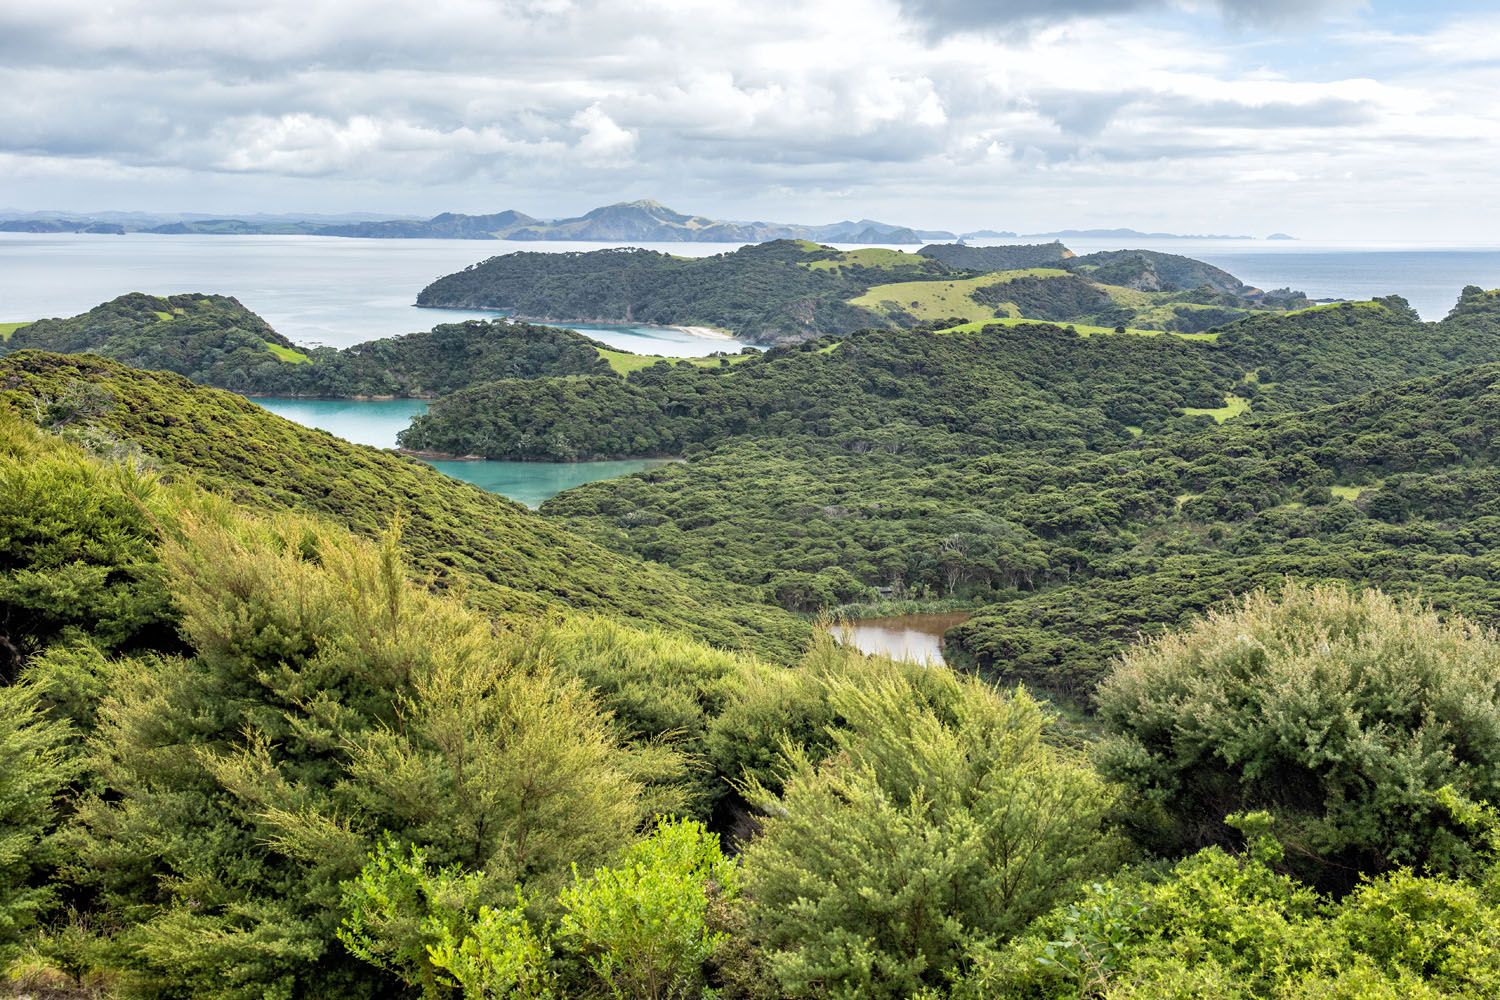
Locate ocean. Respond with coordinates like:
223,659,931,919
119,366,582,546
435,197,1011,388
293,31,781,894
3,234,1498,350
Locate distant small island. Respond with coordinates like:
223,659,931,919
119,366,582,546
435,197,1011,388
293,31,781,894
1025,228,1256,240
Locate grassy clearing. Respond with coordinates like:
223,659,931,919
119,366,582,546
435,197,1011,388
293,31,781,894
802,248,922,271
1182,395,1251,423
1125,425,1143,437
0,322,28,342
1093,283,1157,309
595,347,752,376
818,342,842,355
265,342,312,364
1292,300,1389,315
850,269,1071,324
1331,484,1376,500
934,317,1193,339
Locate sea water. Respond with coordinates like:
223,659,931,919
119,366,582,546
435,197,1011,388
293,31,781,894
251,396,671,507
0,232,749,353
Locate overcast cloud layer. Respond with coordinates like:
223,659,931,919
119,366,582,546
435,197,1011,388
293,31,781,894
2,0,1497,239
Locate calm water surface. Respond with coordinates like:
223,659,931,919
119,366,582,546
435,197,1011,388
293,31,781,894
0,233,749,354
834,612,972,666
252,397,426,448
425,457,676,509
252,396,671,507
976,237,1500,319
6,233,1498,342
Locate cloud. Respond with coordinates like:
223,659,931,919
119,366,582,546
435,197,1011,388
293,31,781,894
0,0,1494,240
896,0,1363,35
571,104,637,162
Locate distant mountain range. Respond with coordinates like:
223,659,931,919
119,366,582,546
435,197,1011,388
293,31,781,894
0,203,1296,244
0,200,957,245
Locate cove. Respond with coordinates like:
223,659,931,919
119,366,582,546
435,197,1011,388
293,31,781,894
832,612,972,666
251,396,673,507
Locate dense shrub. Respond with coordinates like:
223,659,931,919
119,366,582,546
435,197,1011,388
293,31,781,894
971,811,1500,998
741,674,1119,997
66,509,661,997
1096,582,1500,887
0,684,77,965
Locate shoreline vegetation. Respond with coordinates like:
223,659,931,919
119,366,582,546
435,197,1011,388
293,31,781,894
399,445,686,464
825,596,983,620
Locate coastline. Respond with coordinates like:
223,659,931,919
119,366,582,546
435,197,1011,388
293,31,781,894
401,447,685,464
670,324,735,341
414,303,741,343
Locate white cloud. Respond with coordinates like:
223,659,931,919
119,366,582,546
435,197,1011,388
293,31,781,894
0,0,1493,239
571,104,637,162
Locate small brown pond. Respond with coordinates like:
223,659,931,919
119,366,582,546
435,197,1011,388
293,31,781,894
832,612,972,666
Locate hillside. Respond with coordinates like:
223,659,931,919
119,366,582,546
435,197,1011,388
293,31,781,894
405,289,1485,463
418,238,1304,343
916,241,1074,270
0,351,808,660
1064,248,1251,295
397,321,1229,460
3,292,310,384
950,359,1500,698
395,290,1500,702
417,240,947,343
2,293,618,396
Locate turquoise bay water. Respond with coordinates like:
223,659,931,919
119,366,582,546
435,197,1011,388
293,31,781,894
424,457,675,509
252,396,671,507
251,397,427,448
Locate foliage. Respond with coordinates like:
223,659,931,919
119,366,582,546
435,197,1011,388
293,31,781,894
915,242,1073,271
970,812,1500,999
740,673,1119,998
10,268,1500,999
415,241,942,344
0,353,809,661
415,240,1299,346
0,683,78,965
558,817,738,1000
0,414,175,673
401,322,1223,459
338,840,485,997
1095,583,1500,888
3,293,297,390
2,293,614,396
508,311,1500,697
429,894,555,1000
64,506,661,997
503,615,757,816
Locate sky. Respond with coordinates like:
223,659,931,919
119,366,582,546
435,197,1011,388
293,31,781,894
2,0,1498,239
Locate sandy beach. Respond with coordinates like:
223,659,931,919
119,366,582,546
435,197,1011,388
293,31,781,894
672,324,735,341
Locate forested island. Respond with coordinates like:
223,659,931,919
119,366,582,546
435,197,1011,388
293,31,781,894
7,235,1500,997
1,293,630,396
417,239,1309,344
